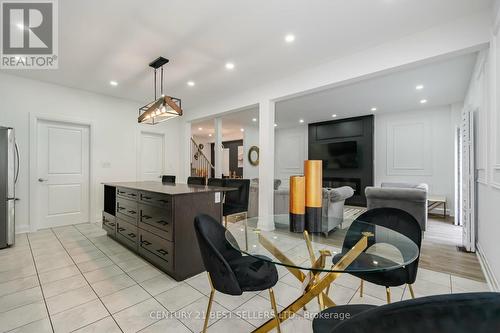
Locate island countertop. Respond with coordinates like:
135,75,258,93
102,181,234,196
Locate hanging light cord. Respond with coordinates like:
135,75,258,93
153,68,157,100
161,67,164,97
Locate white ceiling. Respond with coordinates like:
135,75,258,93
192,107,259,142
1,0,490,112
275,52,478,128
193,52,477,136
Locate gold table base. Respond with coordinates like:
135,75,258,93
252,230,372,333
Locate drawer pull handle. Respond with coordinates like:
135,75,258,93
118,227,125,232
157,220,168,227
109,223,116,227
142,214,152,220
142,195,152,200
128,193,137,197
127,210,137,215
158,199,169,204
157,249,168,256
127,233,136,238
141,240,151,246
117,206,125,211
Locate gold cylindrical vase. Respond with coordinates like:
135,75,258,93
305,160,323,233
289,176,305,232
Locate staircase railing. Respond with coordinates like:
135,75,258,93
190,137,215,178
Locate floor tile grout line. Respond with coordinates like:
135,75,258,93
25,232,56,333
77,225,228,333
70,225,189,332
48,227,125,333
0,285,45,315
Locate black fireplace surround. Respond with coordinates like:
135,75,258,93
308,115,374,206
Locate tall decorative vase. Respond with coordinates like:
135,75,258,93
305,160,323,233
289,176,305,232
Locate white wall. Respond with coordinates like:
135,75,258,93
274,126,308,188
243,126,259,179
0,73,180,232
374,106,457,215
465,3,500,290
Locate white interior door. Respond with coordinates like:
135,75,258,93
140,132,165,181
461,110,476,252
36,120,90,228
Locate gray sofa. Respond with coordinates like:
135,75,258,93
248,178,354,227
365,182,428,231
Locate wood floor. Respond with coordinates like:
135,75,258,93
420,215,485,282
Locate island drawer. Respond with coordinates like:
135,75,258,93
139,229,173,271
138,204,173,240
139,191,172,208
116,187,139,200
116,219,138,251
102,212,116,236
116,197,138,224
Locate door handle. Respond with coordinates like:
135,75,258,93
38,178,48,182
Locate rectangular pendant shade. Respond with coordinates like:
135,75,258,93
138,95,182,125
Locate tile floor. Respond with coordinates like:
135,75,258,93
0,223,490,333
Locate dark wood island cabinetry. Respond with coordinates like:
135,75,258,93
102,181,230,281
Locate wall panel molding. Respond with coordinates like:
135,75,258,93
386,120,432,176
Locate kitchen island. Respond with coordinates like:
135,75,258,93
101,181,232,281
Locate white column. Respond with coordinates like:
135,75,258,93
214,117,223,178
258,99,275,230
183,121,192,180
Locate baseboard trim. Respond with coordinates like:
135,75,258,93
476,243,499,292
15,225,30,234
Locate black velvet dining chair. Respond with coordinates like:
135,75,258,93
332,207,422,303
222,179,250,228
312,292,500,333
194,214,281,333
161,175,176,184
187,176,206,185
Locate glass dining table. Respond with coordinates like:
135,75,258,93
225,214,419,333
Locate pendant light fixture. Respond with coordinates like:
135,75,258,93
138,57,183,124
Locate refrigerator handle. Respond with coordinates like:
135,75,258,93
14,142,19,184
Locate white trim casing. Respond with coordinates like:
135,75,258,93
476,242,499,292
29,113,96,231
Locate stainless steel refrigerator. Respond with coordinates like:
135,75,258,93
0,127,19,249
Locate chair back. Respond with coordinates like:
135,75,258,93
332,292,500,333
193,214,243,295
188,176,206,186
161,175,176,184
207,178,224,187
343,208,422,283
224,179,250,214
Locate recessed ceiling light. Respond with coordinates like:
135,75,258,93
420,99,427,104
198,127,203,131
299,119,304,123
187,81,195,87
332,114,337,118
208,133,212,137
284,34,295,43
274,123,277,127
371,107,377,112
252,118,257,122
240,128,245,132
109,80,118,86
16,23,24,30
225,62,235,70
416,84,424,90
